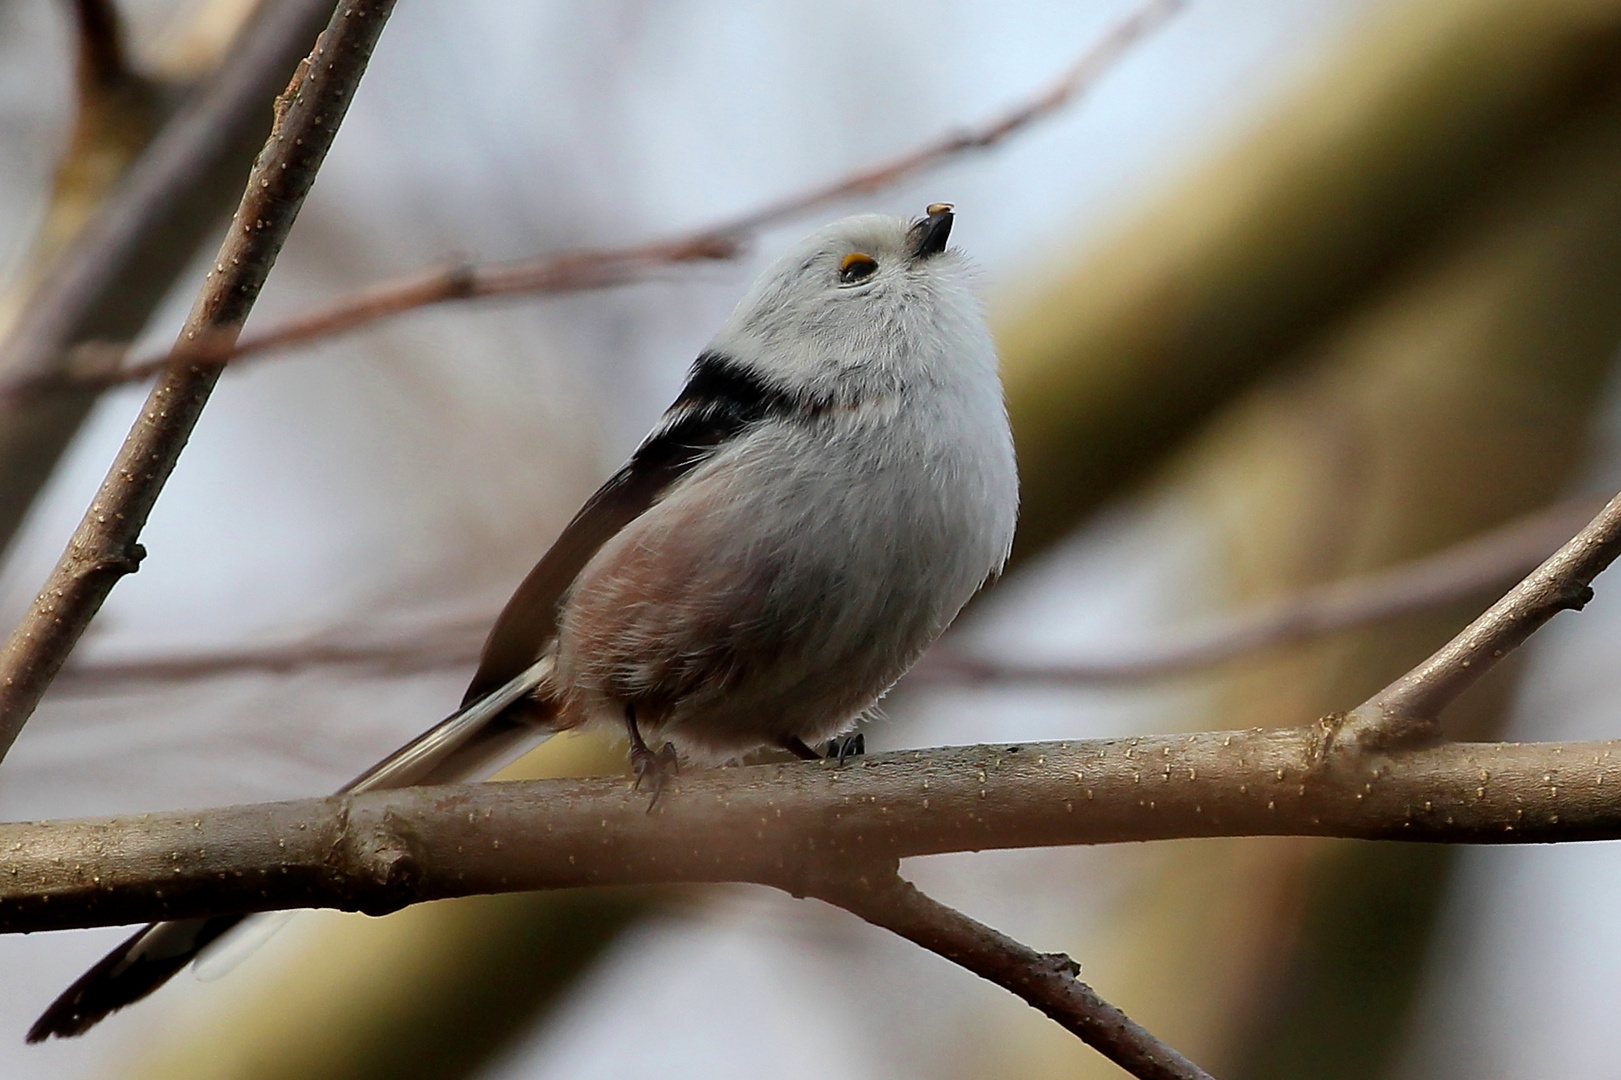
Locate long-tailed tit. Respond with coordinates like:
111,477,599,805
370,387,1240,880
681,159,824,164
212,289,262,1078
31,205,1019,1040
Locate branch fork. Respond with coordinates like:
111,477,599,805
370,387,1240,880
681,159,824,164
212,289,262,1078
1334,490,1621,754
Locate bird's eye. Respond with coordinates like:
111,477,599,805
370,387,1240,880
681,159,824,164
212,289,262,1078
839,252,878,284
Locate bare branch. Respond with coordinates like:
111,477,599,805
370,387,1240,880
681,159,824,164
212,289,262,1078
6,730,1621,935
1340,490,1621,750
0,0,399,763
56,613,488,693
808,871,1215,1080
60,0,1186,389
49,497,1594,695
916,497,1600,685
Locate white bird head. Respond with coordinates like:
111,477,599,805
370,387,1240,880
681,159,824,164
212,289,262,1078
708,205,995,403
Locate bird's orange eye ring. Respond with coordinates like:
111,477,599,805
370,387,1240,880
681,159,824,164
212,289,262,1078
839,252,878,284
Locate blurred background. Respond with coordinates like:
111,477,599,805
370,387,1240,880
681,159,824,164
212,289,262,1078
4,0,1621,1077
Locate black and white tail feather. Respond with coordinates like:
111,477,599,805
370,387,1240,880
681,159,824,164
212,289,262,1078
26,659,555,1041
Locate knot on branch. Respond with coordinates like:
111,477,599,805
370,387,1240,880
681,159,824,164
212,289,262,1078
442,263,478,299
1310,711,1350,762
1327,702,1444,760
271,47,316,139
349,818,425,916
1556,582,1597,612
1039,950,1082,980
74,539,145,579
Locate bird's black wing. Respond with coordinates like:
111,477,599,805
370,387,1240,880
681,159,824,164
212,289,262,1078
462,350,806,704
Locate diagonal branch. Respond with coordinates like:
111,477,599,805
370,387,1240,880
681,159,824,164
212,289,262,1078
805,869,1215,1080
1339,489,1621,750
0,0,399,764
51,0,1187,390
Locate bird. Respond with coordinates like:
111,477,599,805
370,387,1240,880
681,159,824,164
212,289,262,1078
29,204,1019,1041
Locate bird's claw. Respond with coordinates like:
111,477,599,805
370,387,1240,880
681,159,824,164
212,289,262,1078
824,732,865,764
631,741,679,811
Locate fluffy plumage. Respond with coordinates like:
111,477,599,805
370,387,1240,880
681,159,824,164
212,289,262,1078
31,207,1017,1039
555,213,1016,755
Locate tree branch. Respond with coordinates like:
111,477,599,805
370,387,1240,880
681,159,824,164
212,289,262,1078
1339,489,1621,750
5,730,1621,934
915,496,1600,686
806,870,1215,1080
0,0,398,763
50,0,1186,390
56,613,489,692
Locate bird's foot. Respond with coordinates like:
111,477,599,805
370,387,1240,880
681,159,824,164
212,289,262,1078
631,740,679,811
824,733,865,764
779,733,864,764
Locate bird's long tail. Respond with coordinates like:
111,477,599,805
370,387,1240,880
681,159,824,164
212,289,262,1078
27,658,555,1042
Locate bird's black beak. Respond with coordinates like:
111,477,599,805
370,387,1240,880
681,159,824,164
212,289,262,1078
911,203,954,259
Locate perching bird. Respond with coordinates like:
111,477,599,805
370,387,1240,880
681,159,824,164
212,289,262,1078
30,204,1019,1040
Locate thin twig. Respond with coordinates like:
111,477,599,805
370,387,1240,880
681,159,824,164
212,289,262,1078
916,497,1600,686
0,0,398,763
807,871,1215,1080
55,614,489,693
64,0,1186,388
48,497,1594,695
6,731,1621,934
1339,489,1621,750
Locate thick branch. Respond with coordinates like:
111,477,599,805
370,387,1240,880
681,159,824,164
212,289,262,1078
56,0,1185,388
3,731,1620,934
1342,489,1621,748
809,871,1214,1080
0,0,397,762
